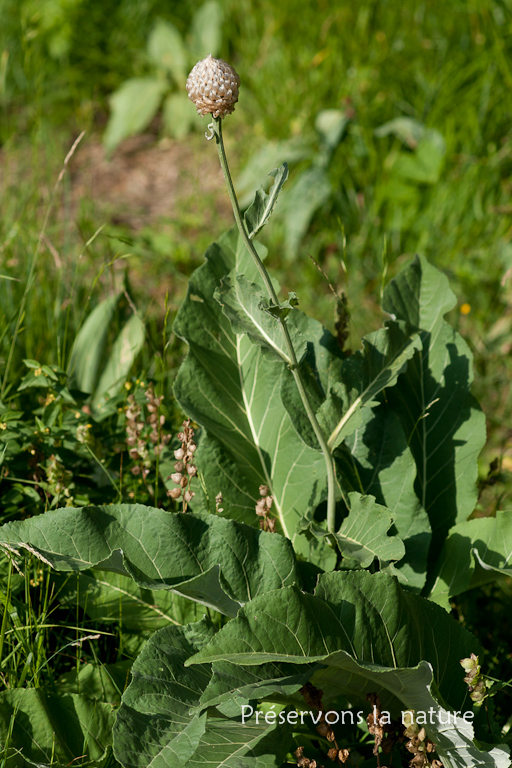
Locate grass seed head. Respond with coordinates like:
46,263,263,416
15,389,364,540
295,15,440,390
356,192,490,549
186,54,240,118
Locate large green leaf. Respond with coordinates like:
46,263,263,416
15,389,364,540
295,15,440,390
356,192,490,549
187,571,509,768
103,78,167,156
383,256,486,560
214,273,306,364
113,619,213,768
113,619,289,768
173,230,328,545
92,312,145,415
282,165,331,259
336,406,431,590
429,510,512,607
189,1,222,60
67,293,120,394
318,321,422,451
333,492,405,566
282,318,421,455
0,689,114,766
278,312,422,551
303,492,405,570
0,506,300,618
188,571,475,701
147,19,187,84
55,570,207,632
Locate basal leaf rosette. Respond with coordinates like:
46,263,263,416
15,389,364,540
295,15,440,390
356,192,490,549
186,571,509,768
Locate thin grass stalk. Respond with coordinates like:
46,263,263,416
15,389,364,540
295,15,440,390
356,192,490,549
0,131,85,399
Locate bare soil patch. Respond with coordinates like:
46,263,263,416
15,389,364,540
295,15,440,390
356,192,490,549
69,132,231,229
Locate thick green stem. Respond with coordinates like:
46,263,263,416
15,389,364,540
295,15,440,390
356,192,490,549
212,116,337,534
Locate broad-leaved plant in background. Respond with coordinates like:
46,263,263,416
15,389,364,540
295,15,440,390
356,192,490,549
103,1,222,155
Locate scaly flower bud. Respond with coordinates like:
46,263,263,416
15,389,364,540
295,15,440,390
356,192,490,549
186,55,240,119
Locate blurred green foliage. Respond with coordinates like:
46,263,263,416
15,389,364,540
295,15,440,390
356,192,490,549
103,2,223,154
0,0,199,122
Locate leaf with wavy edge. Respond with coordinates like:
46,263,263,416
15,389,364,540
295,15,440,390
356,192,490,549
0,505,299,618
321,321,422,451
214,273,306,364
336,406,431,590
280,318,421,454
186,571,508,768
429,510,512,608
113,619,290,768
302,492,405,569
383,256,486,560
312,658,509,768
0,689,114,765
335,492,406,565
244,163,289,239
188,571,476,707
113,619,213,768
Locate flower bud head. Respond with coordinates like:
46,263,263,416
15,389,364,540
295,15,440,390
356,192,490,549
186,55,240,118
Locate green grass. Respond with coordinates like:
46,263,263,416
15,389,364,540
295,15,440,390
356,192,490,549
0,0,511,762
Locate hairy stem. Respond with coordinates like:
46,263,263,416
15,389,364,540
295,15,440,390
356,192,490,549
212,116,337,533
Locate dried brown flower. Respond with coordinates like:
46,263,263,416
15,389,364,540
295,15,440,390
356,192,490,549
167,419,198,511
255,484,277,532
186,55,240,118
294,746,318,767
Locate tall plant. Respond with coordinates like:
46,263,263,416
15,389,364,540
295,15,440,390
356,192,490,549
0,56,510,768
